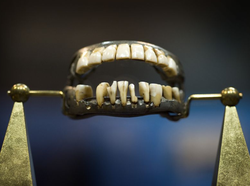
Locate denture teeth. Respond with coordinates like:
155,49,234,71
102,45,117,62
129,83,138,103
164,56,177,77
88,47,104,66
76,51,91,74
154,49,169,68
139,82,150,103
116,44,130,60
107,81,117,104
144,45,157,64
154,49,164,56
162,85,172,100
96,82,110,106
149,83,162,107
172,87,181,102
75,84,93,101
118,81,129,106
131,44,144,60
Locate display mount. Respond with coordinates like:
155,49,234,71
0,41,249,186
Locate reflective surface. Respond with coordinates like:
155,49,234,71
214,106,250,185
0,102,36,186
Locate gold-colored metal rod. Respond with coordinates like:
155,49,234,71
29,90,64,97
183,87,242,118
183,94,222,118
7,84,64,102
188,94,222,100
7,90,64,97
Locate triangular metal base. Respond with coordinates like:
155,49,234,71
0,102,36,186
212,106,250,186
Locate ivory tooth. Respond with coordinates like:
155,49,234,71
164,56,177,77
129,84,138,103
118,81,129,106
88,47,104,66
139,82,150,103
172,87,181,102
154,49,164,56
154,49,169,68
76,51,91,74
107,81,117,104
102,45,117,62
144,45,157,64
96,82,110,106
116,44,130,60
149,83,162,107
131,44,144,60
158,55,169,68
162,85,172,100
75,84,93,101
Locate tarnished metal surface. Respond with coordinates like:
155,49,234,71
0,102,36,186
215,106,250,186
63,86,185,120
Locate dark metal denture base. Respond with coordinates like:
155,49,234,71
63,87,185,120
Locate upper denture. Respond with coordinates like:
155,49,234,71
74,41,179,78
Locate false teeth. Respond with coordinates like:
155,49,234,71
107,81,117,104
102,45,117,62
162,85,172,100
129,83,138,103
149,83,162,107
116,44,130,60
88,47,104,66
154,49,169,68
144,46,157,64
75,43,180,80
96,82,110,106
164,56,177,77
131,44,144,60
139,81,150,103
118,81,129,106
75,84,93,101
76,51,90,74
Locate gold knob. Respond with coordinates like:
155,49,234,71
8,84,30,102
221,87,242,106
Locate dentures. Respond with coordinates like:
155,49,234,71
75,42,179,78
75,82,183,107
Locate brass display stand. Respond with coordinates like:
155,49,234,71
0,84,249,185
1,41,249,185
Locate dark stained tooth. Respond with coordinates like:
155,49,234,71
75,84,93,101
129,83,138,103
162,85,172,100
96,82,110,106
118,81,129,106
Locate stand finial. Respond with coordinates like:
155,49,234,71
221,87,242,106
8,83,30,102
